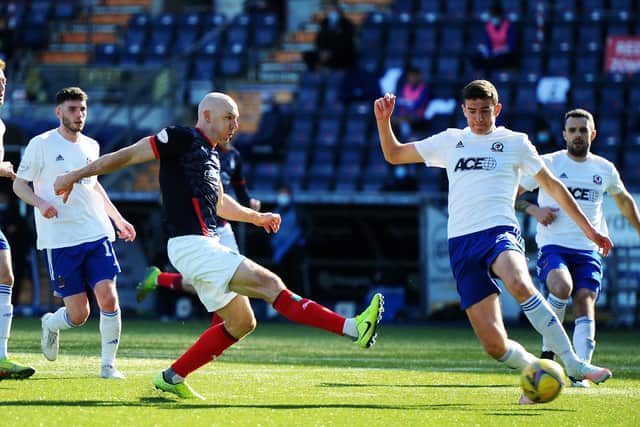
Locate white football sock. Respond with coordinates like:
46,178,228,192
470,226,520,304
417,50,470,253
0,284,12,359
498,339,537,370
521,293,581,372
46,307,76,332
541,294,569,352
100,309,121,367
573,316,596,363
342,318,357,339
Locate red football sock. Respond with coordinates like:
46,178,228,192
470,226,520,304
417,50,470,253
158,272,183,290
211,312,223,326
272,289,345,335
171,324,237,378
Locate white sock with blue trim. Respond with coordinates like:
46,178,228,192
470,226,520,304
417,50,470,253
45,307,76,332
541,294,569,352
100,309,121,367
498,339,537,370
0,284,12,359
521,292,581,371
573,316,596,363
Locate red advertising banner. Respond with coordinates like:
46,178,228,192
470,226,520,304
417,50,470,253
605,36,640,74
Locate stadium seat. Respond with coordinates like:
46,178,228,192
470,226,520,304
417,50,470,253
392,0,416,14
471,0,494,21
545,53,572,76
569,83,597,113
190,55,216,80
416,0,441,17
597,116,623,149
513,83,539,114
573,53,600,82
629,86,640,115
174,13,202,52
433,56,461,83
294,86,322,115
443,0,468,21
251,162,280,191
52,0,78,20
577,23,603,52
553,0,578,22
599,83,626,115
251,11,279,47
501,0,523,21
287,117,315,149
519,55,544,82
381,54,407,74
439,24,465,53
94,43,118,65
386,23,411,56
315,115,342,148
225,13,251,46
548,22,575,52
149,13,175,49
361,149,389,191
218,44,246,77
307,148,335,191
411,25,438,55
417,166,445,192
342,115,370,147
521,26,543,53
118,44,143,66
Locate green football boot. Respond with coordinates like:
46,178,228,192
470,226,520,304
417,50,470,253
354,293,384,348
0,357,36,379
153,371,205,400
136,266,161,303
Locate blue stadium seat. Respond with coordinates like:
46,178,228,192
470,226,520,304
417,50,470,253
501,0,523,21
411,25,437,55
443,0,468,21
521,26,543,53
417,166,445,193
546,53,572,76
294,86,322,114
149,13,176,50
217,44,246,77
288,117,315,148
573,53,600,81
513,83,539,114
251,162,280,191
392,0,416,14
52,0,78,20
342,115,370,147
439,24,465,53
416,0,441,17
315,116,342,148
386,24,411,56
629,86,640,115
597,116,623,149
94,43,118,65
471,0,493,21
569,83,597,113
381,54,406,73
577,23,603,52
225,13,251,45
251,12,279,47
190,55,216,80
433,56,460,83
119,44,143,66
548,23,575,52
519,55,544,82
599,83,626,115
362,149,389,191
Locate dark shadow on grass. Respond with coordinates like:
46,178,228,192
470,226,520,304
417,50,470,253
167,403,477,411
488,408,575,415
320,382,512,389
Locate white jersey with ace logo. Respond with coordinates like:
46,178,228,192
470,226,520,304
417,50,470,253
414,126,544,238
520,150,624,250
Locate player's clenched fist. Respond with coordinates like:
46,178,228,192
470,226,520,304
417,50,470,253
374,93,396,121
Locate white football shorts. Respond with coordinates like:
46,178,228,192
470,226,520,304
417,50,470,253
217,221,240,252
167,234,245,312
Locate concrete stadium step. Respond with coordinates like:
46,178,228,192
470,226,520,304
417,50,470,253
40,51,90,65
60,32,118,44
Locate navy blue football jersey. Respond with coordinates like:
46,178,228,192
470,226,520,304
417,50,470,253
150,126,220,238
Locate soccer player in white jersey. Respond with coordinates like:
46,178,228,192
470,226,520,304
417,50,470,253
0,59,36,380
13,87,136,379
374,80,613,403
518,108,640,387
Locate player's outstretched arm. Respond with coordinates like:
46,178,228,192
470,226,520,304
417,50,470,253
54,137,156,203
535,167,613,255
374,93,423,165
217,182,280,233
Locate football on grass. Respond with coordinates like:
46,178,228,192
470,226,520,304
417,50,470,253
520,359,566,403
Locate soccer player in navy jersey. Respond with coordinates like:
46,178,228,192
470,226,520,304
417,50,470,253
54,92,384,399
134,135,262,307
0,59,35,380
518,108,640,387
374,80,612,404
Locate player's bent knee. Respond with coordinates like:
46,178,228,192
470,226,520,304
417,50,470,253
0,271,14,286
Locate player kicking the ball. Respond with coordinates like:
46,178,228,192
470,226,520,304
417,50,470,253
54,92,384,400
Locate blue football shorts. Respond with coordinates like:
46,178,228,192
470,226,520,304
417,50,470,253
43,237,121,298
449,225,525,310
536,244,602,296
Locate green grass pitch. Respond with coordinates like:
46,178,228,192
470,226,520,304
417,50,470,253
1,318,639,426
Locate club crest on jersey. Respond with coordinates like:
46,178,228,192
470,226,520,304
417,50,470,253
490,142,504,152
593,174,602,185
